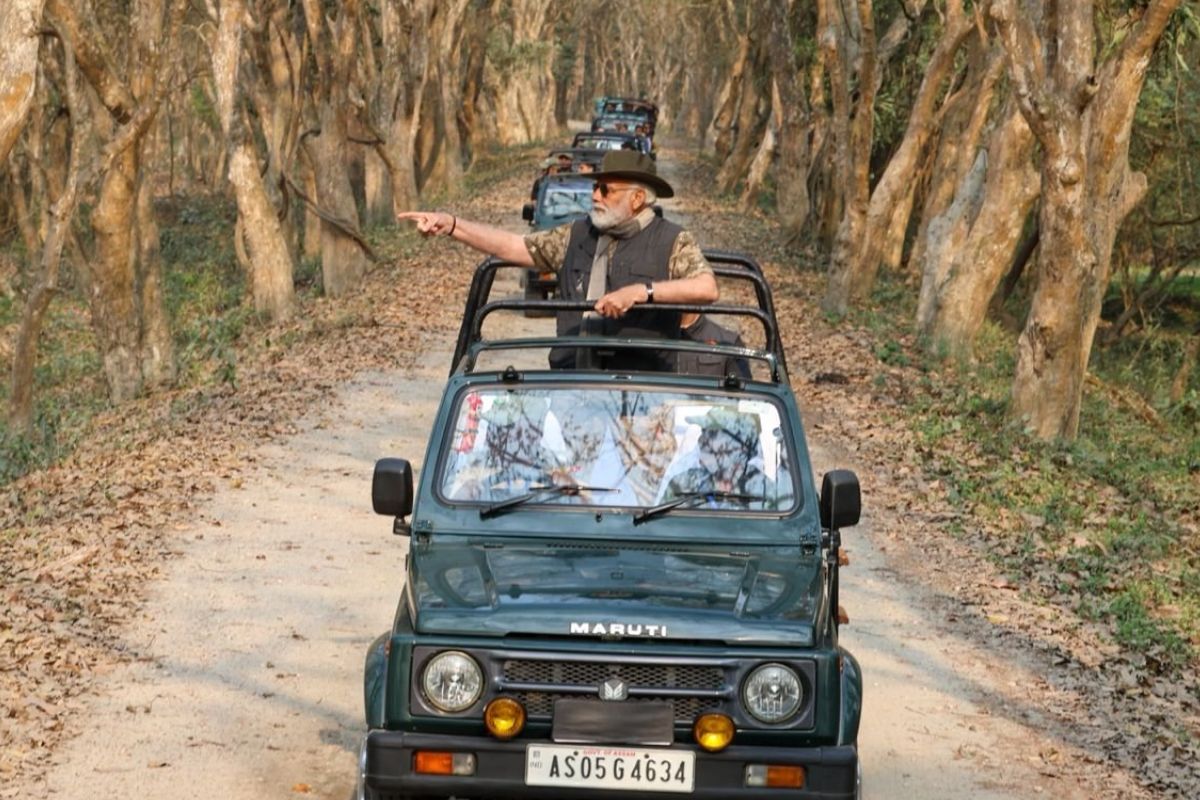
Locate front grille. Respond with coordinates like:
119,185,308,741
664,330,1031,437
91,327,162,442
500,658,727,721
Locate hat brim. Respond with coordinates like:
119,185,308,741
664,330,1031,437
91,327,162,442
587,168,674,199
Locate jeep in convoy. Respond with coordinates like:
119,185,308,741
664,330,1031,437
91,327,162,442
356,255,864,799
520,174,595,305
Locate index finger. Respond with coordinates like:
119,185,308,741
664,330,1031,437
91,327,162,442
395,211,427,221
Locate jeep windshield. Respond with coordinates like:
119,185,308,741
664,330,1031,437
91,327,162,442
438,386,797,512
538,179,592,223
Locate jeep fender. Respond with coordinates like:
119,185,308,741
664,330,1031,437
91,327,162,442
838,646,863,746
363,632,389,729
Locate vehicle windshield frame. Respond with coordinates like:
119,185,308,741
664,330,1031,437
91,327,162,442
432,380,802,517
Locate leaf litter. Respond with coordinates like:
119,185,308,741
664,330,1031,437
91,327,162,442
1,143,1196,799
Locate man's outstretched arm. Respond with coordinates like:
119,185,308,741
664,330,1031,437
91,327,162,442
397,211,534,267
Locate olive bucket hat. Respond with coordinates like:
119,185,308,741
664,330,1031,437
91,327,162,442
590,150,674,198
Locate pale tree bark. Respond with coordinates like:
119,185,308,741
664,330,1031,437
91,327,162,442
993,0,1182,440
484,0,555,146
366,0,432,219
0,0,45,165
740,98,776,210
821,0,877,315
716,31,770,195
705,25,749,158
918,101,1038,353
842,1,975,299
462,4,495,159
909,38,1005,273
47,0,182,403
417,0,471,192
766,0,818,241
299,0,373,298
239,0,307,259
9,34,82,433
212,0,295,320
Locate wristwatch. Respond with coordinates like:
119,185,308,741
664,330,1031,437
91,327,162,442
644,282,654,303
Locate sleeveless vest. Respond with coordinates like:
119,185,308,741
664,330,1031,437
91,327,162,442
550,216,682,371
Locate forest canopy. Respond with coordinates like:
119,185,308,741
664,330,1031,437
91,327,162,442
0,0,1197,452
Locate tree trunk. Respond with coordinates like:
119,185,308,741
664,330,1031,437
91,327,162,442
705,32,749,157
740,103,776,210
9,34,82,433
306,101,370,297
135,174,175,390
419,0,471,191
909,40,1005,273
49,0,183,403
918,103,1039,355
821,0,877,315
229,138,295,318
372,0,434,219
0,0,45,164
300,0,370,297
213,0,295,320
766,0,817,241
844,2,973,299
485,0,554,146
716,41,769,195
88,145,144,402
994,0,1181,439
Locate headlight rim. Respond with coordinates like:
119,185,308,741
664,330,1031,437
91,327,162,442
741,662,804,725
421,650,485,713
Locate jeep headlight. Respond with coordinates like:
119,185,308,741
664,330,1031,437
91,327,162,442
742,663,802,724
421,651,484,712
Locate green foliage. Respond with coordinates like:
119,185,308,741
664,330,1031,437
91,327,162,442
0,195,252,486
486,28,552,78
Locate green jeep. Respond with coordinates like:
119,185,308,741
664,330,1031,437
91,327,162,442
356,253,864,799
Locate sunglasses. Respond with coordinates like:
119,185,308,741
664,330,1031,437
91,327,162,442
594,182,638,198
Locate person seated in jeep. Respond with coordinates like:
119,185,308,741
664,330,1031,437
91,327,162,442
677,311,751,378
398,150,718,371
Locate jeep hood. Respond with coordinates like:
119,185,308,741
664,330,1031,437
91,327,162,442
410,538,822,647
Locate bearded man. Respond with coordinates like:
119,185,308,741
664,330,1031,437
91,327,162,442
397,150,718,370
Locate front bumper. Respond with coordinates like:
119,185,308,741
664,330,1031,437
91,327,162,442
360,730,858,799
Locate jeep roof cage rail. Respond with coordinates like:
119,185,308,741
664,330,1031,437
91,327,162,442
450,249,788,378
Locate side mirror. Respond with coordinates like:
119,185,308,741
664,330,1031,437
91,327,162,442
522,203,534,222
372,458,414,520
819,470,861,530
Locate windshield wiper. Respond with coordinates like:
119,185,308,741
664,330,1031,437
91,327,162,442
632,491,765,525
480,483,616,519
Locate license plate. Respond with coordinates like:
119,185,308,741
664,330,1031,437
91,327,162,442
526,744,695,793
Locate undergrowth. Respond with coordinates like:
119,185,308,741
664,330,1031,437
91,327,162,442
864,269,1200,672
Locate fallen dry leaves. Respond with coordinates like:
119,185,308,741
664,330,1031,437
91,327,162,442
2,142,1197,799
0,167,526,791
665,150,1198,799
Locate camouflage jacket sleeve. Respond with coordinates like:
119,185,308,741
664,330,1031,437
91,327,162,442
523,225,571,273
667,230,713,281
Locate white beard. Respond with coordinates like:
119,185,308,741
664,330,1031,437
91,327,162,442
589,205,626,231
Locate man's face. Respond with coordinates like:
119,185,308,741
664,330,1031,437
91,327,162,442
589,180,643,231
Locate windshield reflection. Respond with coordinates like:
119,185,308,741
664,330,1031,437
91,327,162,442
439,387,796,512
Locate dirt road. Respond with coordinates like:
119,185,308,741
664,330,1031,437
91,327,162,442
35,308,1092,799
22,155,1141,800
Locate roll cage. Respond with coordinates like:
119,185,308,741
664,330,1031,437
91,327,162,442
450,250,789,383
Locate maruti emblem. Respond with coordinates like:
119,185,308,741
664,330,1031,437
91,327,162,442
600,677,628,701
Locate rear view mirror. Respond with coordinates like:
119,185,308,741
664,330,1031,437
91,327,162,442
372,458,414,519
819,470,861,530
522,203,534,222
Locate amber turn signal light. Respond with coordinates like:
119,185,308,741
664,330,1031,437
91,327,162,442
413,750,476,776
745,763,805,788
693,713,734,752
484,697,526,740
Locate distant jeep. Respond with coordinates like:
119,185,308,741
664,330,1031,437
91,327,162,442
356,254,864,799
520,175,595,307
